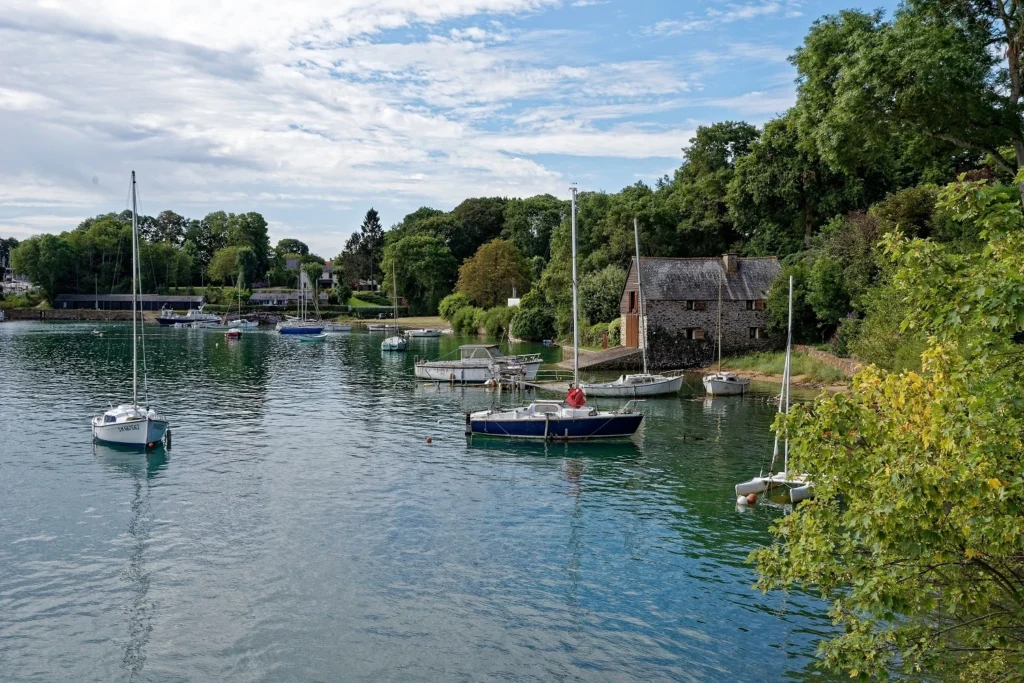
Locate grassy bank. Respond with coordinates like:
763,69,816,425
720,351,848,384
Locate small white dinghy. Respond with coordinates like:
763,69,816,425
91,171,169,449
381,335,407,351
735,276,811,505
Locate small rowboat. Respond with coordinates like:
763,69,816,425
225,328,242,339
299,333,327,342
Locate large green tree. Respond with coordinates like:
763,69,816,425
501,194,565,260
755,178,1024,680
456,239,530,309
382,235,458,315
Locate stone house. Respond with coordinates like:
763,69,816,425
619,254,782,369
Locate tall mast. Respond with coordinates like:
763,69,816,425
392,258,398,325
570,185,580,388
632,217,647,375
717,276,723,372
783,275,794,474
130,171,138,409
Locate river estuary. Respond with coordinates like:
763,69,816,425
0,321,833,681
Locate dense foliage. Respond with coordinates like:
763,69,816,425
756,178,1024,679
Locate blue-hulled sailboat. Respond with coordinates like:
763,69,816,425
466,185,644,441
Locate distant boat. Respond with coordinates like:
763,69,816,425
581,218,683,398
467,185,644,441
324,323,351,333
405,328,442,338
703,276,750,396
156,304,219,326
381,259,407,352
229,319,258,329
299,333,327,343
367,323,397,332
225,328,242,339
415,344,542,383
91,172,169,449
735,276,811,505
276,271,323,335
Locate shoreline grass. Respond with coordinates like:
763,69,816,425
720,351,848,384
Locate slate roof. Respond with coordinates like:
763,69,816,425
54,294,205,303
632,256,781,301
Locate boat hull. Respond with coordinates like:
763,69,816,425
92,418,168,448
415,359,542,383
278,326,324,335
582,374,684,397
468,413,643,440
702,377,750,396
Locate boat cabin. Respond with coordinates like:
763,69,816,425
458,344,506,361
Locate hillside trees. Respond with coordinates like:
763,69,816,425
455,239,530,309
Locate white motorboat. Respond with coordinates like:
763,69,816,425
324,323,352,333
702,371,750,396
405,328,442,338
156,304,219,326
91,171,169,449
467,187,643,440
415,344,542,383
735,276,811,505
367,323,398,332
581,217,683,398
703,276,750,396
229,319,258,329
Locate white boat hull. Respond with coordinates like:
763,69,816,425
415,359,542,383
582,374,684,397
92,418,168,447
406,329,442,338
703,375,750,396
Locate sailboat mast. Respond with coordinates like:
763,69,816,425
130,171,138,409
632,218,648,375
570,185,580,388
783,274,794,474
717,277,723,372
392,259,398,325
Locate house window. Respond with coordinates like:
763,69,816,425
749,327,765,339
693,328,705,340
694,301,706,311
682,328,706,340
746,299,766,311
628,291,638,313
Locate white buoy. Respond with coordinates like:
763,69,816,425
736,495,748,505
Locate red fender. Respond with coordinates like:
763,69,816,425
566,387,586,408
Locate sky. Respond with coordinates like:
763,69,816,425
0,0,899,259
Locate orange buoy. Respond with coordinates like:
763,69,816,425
746,493,758,505
426,437,432,444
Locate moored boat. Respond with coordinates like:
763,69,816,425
324,323,351,332
467,185,643,441
415,344,542,383
91,171,169,449
581,218,683,398
156,304,219,326
405,328,442,338
702,371,750,396
381,335,407,351
299,333,327,343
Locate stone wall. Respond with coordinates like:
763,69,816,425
644,300,777,369
0,308,142,321
793,344,863,378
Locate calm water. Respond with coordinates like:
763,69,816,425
0,321,832,682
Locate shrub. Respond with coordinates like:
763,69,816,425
439,293,471,320
518,288,543,310
451,306,483,335
484,306,515,337
510,307,555,341
472,307,488,331
357,292,392,307
333,282,352,306
607,318,621,345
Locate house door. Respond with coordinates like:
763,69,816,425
625,314,639,347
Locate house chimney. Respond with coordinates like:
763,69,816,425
722,253,739,275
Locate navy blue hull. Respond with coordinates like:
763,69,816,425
470,413,643,440
279,327,324,335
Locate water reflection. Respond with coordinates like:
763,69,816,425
93,443,168,679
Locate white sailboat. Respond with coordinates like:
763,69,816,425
703,276,750,396
276,269,323,334
581,217,684,398
466,185,644,440
91,172,169,449
382,258,407,351
735,276,811,504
